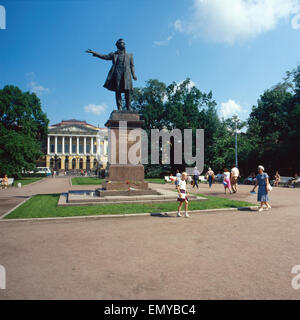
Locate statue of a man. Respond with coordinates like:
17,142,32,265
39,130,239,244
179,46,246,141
86,39,137,111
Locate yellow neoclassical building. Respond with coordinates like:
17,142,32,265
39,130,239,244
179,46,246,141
46,119,108,171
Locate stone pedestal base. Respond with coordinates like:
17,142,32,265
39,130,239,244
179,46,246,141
103,111,148,191
102,164,148,190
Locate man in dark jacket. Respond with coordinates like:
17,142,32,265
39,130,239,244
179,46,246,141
86,39,137,111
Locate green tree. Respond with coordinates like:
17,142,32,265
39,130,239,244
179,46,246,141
210,115,254,174
247,85,295,174
132,79,221,176
0,85,49,177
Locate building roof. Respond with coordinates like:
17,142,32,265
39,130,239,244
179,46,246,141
50,120,104,130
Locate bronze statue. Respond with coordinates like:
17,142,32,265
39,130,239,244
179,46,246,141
86,39,137,111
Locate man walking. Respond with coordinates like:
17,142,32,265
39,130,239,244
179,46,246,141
230,164,240,193
192,167,200,188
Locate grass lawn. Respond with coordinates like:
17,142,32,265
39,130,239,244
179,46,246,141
71,177,104,185
5,193,255,219
145,178,166,184
13,177,43,187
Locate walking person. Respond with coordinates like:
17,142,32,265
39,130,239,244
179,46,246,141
175,169,181,188
206,167,215,188
192,166,200,188
230,164,240,193
223,168,232,194
251,165,271,212
176,172,190,218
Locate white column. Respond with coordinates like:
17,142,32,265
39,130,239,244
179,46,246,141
69,137,72,154
77,137,79,154
62,136,65,155
84,137,86,155
55,136,58,154
47,136,50,154
104,139,108,155
97,137,101,155
91,137,94,154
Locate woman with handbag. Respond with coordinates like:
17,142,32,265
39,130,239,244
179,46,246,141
251,165,272,212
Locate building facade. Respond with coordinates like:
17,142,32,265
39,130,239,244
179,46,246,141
46,119,108,171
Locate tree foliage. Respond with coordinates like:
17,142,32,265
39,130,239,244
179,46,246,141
247,65,300,175
0,85,49,177
131,65,300,177
132,79,222,176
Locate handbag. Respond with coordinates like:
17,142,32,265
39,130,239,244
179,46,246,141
267,184,273,192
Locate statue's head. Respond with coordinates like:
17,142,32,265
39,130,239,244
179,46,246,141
115,38,125,50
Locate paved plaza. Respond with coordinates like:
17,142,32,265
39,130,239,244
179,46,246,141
0,178,300,299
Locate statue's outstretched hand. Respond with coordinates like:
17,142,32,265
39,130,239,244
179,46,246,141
133,76,137,81
86,49,94,54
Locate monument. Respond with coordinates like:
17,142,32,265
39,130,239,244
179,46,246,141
86,39,148,192
57,39,204,205
86,38,136,111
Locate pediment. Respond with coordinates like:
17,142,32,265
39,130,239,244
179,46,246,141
49,124,99,135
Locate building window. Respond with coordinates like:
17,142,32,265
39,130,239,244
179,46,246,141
50,144,55,153
65,143,69,154
86,144,90,153
72,143,76,154
57,144,62,153
79,138,84,153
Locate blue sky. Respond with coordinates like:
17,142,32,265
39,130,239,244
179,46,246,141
1,0,300,127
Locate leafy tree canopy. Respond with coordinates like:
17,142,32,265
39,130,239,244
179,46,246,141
0,85,49,177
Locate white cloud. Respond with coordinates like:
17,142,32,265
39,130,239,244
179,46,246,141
26,72,50,95
28,81,50,95
154,35,173,46
84,103,107,115
220,99,243,118
175,0,300,44
174,19,184,32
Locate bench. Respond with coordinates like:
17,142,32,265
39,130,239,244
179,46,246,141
199,175,207,182
271,176,299,187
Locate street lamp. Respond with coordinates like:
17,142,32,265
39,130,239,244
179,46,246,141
234,116,238,168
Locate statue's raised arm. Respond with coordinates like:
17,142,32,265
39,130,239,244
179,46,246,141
85,48,112,60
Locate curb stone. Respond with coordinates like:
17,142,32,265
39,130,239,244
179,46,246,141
0,206,259,222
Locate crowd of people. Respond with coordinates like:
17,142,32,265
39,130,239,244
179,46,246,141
173,164,276,217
